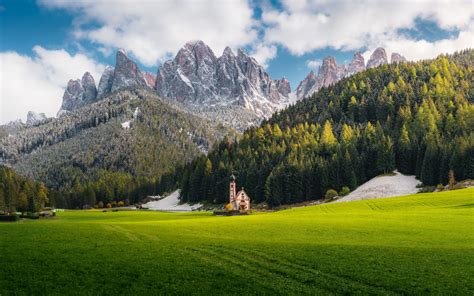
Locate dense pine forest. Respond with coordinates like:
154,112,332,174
1,89,233,209
159,50,473,206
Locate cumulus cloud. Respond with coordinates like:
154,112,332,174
261,0,473,60
0,47,104,124
306,59,322,69
39,0,258,66
249,44,277,68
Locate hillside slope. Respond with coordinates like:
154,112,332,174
1,88,232,192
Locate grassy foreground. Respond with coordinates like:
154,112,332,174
1,188,473,295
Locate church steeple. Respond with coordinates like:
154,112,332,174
229,175,236,203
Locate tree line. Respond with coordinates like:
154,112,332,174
0,165,49,213
156,50,474,206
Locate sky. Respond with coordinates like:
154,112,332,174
0,0,472,124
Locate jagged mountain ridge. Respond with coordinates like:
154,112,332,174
58,41,291,129
156,41,291,119
296,47,406,100
55,42,405,129
60,50,156,113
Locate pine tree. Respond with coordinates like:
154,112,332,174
37,183,49,209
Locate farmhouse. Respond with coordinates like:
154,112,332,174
228,175,251,211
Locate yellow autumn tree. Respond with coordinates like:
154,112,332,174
321,121,337,147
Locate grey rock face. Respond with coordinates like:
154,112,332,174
26,111,47,125
61,49,156,114
81,72,98,103
296,57,346,100
143,72,156,89
156,40,290,118
97,66,114,98
61,79,85,111
319,56,339,88
367,47,388,69
111,49,147,92
276,77,291,97
60,72,99,112
346,52,365,76
296,71,319,100
391,52,407,63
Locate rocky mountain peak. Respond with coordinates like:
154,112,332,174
296,71,319,100
26,111,47,125
223,46,235,57
276,77,291,97
367,47,388,69
60,78,85,111
156,40,290,121
97,66,115,98
81,72,98,103
111,49,147,92
318,56,339,87
346,52,366,76
391,52,407,63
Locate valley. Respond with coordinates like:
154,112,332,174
0,188,472,294
1,2,473,295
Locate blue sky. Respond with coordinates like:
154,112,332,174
1,0,472,123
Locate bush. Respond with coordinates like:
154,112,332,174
325,189,338,199
436,184,444,191
339,186,350,196
117,201,125,207
20,212,40,219
0,214,20,222
97,201,104,208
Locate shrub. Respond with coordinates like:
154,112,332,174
106,203,112,208
225,203,233,211
0,214,20,222
97,201,104,208
20,212,40,219
436,184,444,191
339,186,350,196
117,201,125,207
325,189,338,199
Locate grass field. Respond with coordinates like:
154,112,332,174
1,188,473,295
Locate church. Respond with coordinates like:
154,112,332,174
228,175,251,211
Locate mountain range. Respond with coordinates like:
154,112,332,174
0,40,410,192
296,47,406,100
55,41,405,129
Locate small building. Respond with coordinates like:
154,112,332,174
228,175,251,211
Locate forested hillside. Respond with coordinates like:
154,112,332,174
1,88,233,208
159,50,474,206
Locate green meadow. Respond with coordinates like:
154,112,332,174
1,188,473,295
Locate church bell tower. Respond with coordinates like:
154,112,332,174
229,174,236,203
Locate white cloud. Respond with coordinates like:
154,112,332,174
0,47,104,124
306,59,321,69
39,0,258,67
261,0,473,60
249,44,277,68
